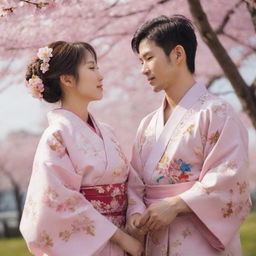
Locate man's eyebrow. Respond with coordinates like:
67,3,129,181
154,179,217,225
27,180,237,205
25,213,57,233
139,51,153,59
139,51,152,60
86,61,96,64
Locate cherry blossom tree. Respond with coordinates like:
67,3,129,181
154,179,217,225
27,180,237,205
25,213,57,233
188,0,256,127
0,131,38,221
0,0,255,149
0,0,255,134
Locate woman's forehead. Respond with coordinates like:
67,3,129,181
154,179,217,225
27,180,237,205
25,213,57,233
81,50,96,64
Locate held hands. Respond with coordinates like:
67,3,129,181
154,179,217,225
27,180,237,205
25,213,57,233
111,228,144,256
136,196,190,233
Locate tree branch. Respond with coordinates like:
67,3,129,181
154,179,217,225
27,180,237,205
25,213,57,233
109,0,171,18
20,0,49,9
95,32,130,39
206,75,223,89
207,49,255,89
215,0,244,34
223,32,256,51
215,90,235,96
251,77,256,97
244,0,256,32
104,0,120,11
187,0,256,128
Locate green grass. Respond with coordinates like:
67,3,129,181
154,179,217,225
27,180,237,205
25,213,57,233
0,237,31,256
241,213,256,256
0,213,255,255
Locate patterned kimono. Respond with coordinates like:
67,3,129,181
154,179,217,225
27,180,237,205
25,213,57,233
127,82,251,256
20,109,129,256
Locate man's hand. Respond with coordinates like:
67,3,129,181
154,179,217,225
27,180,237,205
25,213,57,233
138,196,190,232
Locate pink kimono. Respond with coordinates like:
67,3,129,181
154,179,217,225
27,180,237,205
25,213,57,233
20,109,129,256
127,82,251,256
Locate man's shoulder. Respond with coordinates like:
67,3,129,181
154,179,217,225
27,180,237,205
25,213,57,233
199,91,236,118
197,92,247,135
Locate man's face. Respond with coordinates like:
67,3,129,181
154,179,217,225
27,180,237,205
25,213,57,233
138,38,178,93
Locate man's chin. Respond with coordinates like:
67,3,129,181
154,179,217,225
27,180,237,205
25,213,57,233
151,85,162,93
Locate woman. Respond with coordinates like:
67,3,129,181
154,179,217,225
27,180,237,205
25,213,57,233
20,41,144,256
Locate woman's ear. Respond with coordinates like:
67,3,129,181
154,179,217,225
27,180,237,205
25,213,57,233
60,74,75,88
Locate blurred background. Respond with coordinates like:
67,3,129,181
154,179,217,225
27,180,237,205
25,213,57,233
0,0,255,255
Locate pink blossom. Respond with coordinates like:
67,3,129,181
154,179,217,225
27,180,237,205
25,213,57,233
26,75,44,99
40,62,50,73
37,46,53,63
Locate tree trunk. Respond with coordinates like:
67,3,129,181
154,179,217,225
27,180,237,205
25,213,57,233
2,219,10,238
3,171,23,223
187,0,256,128
13,184,23,223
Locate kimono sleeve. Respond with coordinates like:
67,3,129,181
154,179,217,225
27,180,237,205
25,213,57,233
127,121,147,217
20,128,117,256
179,105,251,250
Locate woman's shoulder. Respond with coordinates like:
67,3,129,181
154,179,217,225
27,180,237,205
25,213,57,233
35,121,73,158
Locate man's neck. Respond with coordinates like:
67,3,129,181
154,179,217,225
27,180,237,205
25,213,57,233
165,75,196,111
163,75,195,124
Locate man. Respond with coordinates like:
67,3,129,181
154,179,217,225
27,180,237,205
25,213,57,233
126,15,251,255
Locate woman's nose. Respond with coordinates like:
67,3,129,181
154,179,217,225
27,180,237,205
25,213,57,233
98,71,103,82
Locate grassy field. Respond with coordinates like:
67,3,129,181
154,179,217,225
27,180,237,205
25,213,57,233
240,213,256,256
0,213,255,255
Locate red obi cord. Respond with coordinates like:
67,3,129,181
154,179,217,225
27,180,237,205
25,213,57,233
80,183,127,228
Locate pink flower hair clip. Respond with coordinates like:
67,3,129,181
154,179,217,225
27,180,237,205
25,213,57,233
37,46,53,73
26,46,53,100
26,75,44,100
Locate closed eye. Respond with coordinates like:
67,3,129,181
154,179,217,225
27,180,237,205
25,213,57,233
140,56,153,64
89,66,99,70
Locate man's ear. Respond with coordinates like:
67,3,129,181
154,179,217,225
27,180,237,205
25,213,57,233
172,45,185,64
60,74,75,88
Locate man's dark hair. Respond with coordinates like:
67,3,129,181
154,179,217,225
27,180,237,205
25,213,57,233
131,15,197,73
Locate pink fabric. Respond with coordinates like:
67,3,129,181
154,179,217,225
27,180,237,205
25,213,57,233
55,108,102,137
145,183,224,251
128,82,251,255
20,109,129,256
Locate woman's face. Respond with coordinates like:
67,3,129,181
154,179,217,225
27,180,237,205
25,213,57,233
75,51,104,102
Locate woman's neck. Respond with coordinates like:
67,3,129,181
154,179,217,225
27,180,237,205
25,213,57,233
61,98,89,122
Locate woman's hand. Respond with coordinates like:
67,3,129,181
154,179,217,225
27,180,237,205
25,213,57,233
111,228,144,256
126,213,147,243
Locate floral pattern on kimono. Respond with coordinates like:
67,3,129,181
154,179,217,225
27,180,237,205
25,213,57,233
153,154,194,184
127,82,251,256
20,109,129,256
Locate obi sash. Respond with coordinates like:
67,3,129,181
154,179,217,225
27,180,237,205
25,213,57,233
144,181,196,206
80,182,127,228
144,181,224,251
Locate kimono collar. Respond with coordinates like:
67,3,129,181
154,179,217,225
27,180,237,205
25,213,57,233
47,108,102,137
144,81,207,183
161,81,207,111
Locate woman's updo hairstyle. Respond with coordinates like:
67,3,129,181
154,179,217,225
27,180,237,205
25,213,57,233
25,41,97,103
